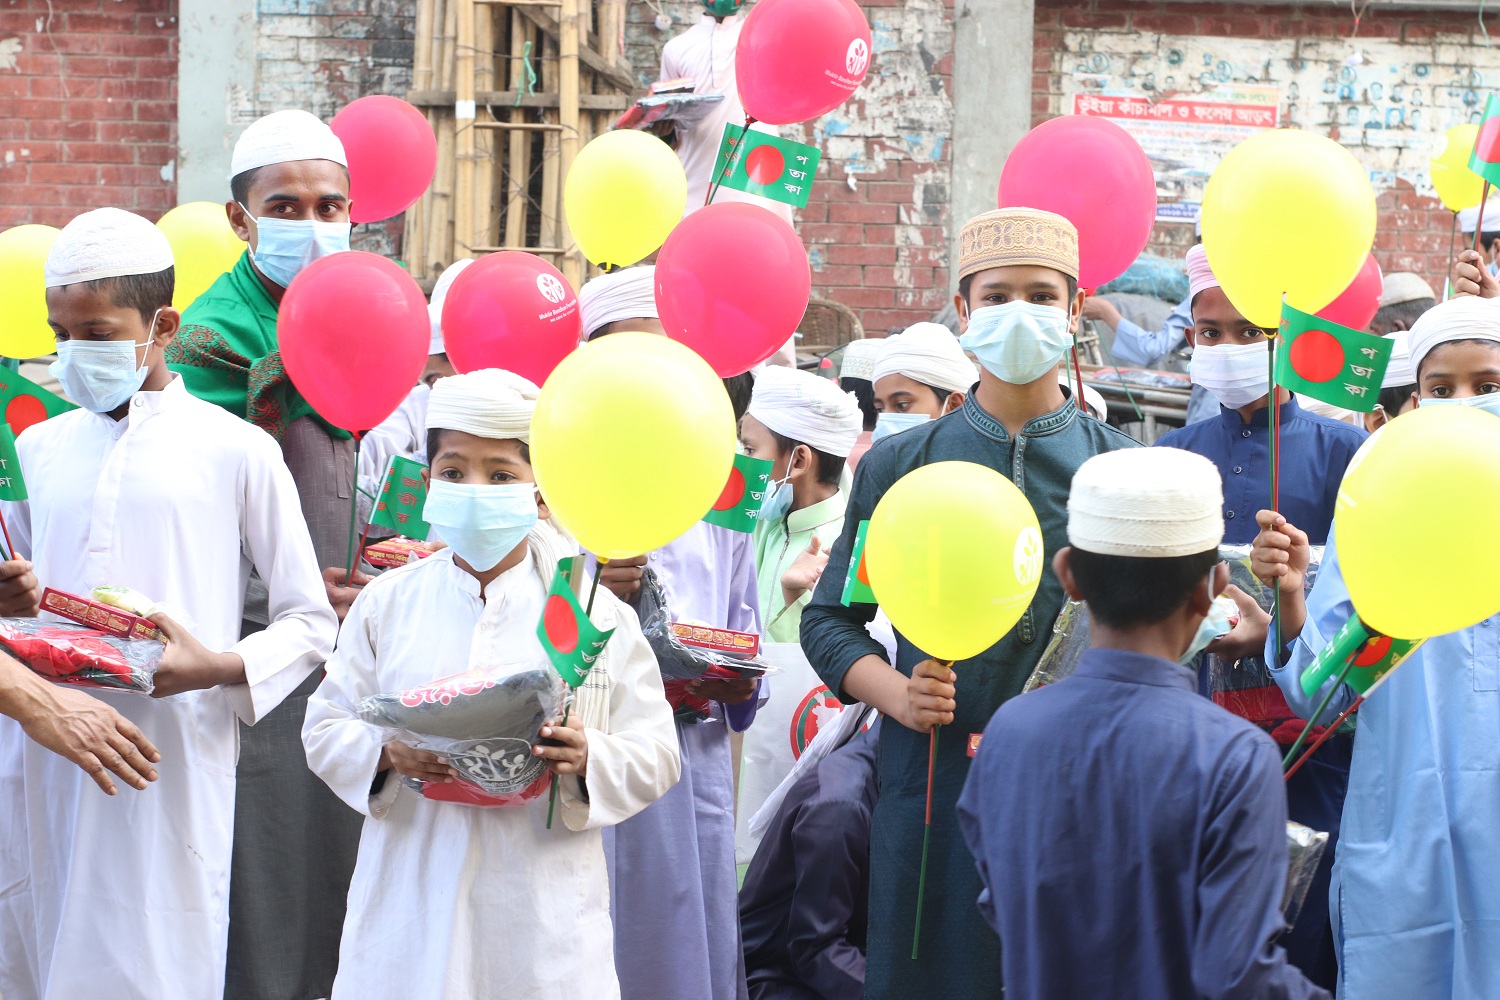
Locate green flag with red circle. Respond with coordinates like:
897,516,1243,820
0,366,74,439
1274,302,1393,413
369,455,430,538
840,519,876,606
1470,94,1500,186
537,556,615,688
702,453,773,533
712,126,822,209
0,425,25,502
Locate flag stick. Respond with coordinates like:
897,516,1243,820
1280,656,1356,773
585,557,607,616
1447,210,1460,301
549,556,608,829
343,435,363,586
1069,343,1086,415
1267,334,1282,668
1284,694,1363,782
705,118,755,208
0,506,14,561
912,659,951,960
1474,180,1492,256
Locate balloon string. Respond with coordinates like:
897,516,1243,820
1475,180,1491,257
912,719,940,960
1268,336,1282,669
705,117,755,208
343,434,363,587
1281,654,1357,774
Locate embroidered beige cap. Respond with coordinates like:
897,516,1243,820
958,207,1079,282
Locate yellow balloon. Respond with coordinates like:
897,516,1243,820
0,224,61,359
863,462,1043,662
1201,129,1376,328
1430,124,1486,214
531,332,734,559
1336,405,1500,638
564,130,687,269
157,202,244,311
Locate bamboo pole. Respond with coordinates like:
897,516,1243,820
558,0,582,289
504,12,532,251
538,21,560,256
413,0,436,91
474,3,496,253
454,0,477,260
427,0,457,270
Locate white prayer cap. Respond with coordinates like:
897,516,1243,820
1061,374,1108,421
1379,271,1435,308
425,368,540,443
1458,196,1500,233
44,207,174,288
230,110,348,178
839,339,881,382
1407,295,1500,375
1381,330,1416,388
748,366,863,458
1068,447,1223,558
1185,244,1219,301
427,258,475,355
578,265,656,339
872,322,978,394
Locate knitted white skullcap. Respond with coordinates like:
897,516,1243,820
839,339,881,382
872,322,978,394
1068,447,1224,557
1381,330,1415,388
231,110,348,178
578,265,656,339
44,208,174,288
428,258,475,355
748,365,863,458
1378,272,1434,308
426,368,539,443
1407,295,1500,375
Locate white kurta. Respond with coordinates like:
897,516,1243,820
0,375,337,1000
303,540,680,1000
357,382,430,516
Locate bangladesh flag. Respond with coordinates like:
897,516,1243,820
702,453,774,533
1299,613,1424,699
840,520,876,606
0,365,74,438
711,125,822,209
1471,93,1500,187
1275,301,1393,413
537,556,615,688
369,455,430,538
0,425,25,502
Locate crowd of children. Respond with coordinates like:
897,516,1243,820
0,83,1497,1000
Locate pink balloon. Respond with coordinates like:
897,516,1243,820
656,202,811,377
997,116,1157,289
442,253,583,386
1317,253,1383,331
280,252,429,433
736,0,872,126
330,96,438,224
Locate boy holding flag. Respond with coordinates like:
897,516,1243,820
303,368,679,1000
800,207,1138,999
0,208,336,1000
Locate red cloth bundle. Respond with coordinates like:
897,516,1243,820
0,618,162,693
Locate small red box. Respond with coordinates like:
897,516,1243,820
364,537,435,569
668,622,760,660
41,588,163,642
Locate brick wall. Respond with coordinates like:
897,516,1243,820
0,0,179,228
1035,0,1500,295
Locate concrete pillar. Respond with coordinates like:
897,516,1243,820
948,0,1036,278
176,0,258,203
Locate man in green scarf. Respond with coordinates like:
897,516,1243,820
166,108,363,1000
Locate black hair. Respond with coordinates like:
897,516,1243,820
1068,547,1219,630
426,428,531,467
723,373,754,424
839,376,878,431
1376,383,1416,415
1370,298,1435,336
768,429,844,486
230,162,352,207
79,266,175,321
957,272,1079,309
1416,337,1500,381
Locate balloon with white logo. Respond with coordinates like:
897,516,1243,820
441,252,582,386
736,0,874,125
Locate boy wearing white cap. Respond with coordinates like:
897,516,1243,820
959,448,1326,1000
0,208,336,1000
1255,294,1500,999
303,369,679,1000
868,321,975,442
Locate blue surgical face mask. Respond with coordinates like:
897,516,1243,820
872,411,930,443
1181,577,1231,665
50,308,161,413
959,301,1074,385
1419,393,1500,418
243,205,351,288
424,481,539,573
758,471,793,523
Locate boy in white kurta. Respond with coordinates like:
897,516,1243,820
0,209,337,1000
303,368,681,1000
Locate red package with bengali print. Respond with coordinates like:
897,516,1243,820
364,537,436,569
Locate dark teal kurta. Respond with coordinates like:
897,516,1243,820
800,391,1138,999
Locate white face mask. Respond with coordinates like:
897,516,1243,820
871,411,931,443
241,204,351,288
1419,394,1500,418
49,308,161,413
1180,575,1230,665
959,301,1075,385
424,481,539,572
1190,343,1269,409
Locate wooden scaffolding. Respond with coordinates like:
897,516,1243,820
404,0,637,291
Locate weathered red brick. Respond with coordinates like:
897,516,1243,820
829,202,898,225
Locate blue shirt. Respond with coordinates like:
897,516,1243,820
1155,396,1366,545
1111,296,1192,368
957,648,1328,1000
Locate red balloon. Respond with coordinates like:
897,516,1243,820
330,96,437,224
442,252,582,385
280,252,429,433
736,0,872,126
656,203,811,377
1316,253,1382,331
997,116,1157,289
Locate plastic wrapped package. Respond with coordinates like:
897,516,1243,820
1023,600,1091,692
1283,821,1330,925
0,617,162,693
358,665,566,807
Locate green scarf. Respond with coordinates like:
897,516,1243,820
167,251,350,441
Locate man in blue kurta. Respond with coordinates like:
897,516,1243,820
1255,295,1500,999
957,447,1325,1000
800,207,1138,998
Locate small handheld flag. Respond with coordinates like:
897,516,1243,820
1470,93,1500,188
1275,302,1393,413
369,455,430,538
0,366,75,438
702,453,774,533
711,126,822,209
840,520,876,606
0,425,26,502
537,556,616,688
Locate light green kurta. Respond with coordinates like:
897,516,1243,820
752,490,847,642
